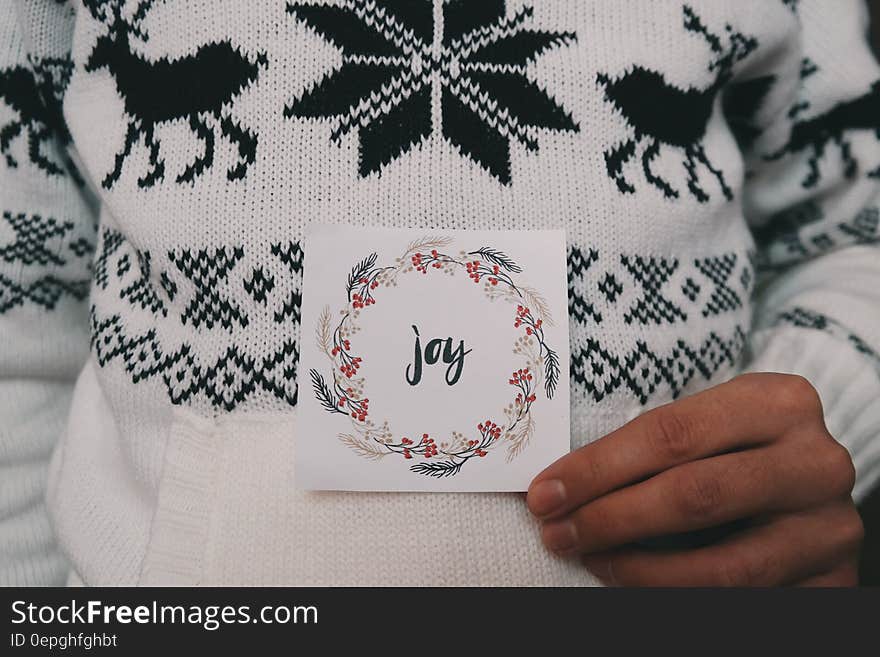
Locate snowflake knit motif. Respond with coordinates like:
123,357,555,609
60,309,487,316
285,0,579,183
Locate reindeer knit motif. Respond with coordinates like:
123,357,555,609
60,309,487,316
1,0,879,586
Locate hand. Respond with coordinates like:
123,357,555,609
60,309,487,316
527,373,863,586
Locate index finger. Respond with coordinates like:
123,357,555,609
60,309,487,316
526,373,822,520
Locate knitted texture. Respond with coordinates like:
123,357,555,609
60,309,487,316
1,0,878,585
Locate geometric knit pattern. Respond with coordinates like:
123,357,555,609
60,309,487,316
620,255,688,325
694,253,742,317
90,309,299,411
570,325,747,404
0,211,75,265
94,228,125,289
90,229,305,411
567,246,602,324
90,235,754,411
756,203,880,268
0,211,93,313
0,271,90,314
119,250,167,316
568,245,755,329
776,306,880,370
169,247,248,331
270,241,304,324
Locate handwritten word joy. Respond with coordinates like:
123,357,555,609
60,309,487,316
405,325,472,387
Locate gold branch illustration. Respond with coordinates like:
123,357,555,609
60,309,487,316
316,305,332,356
339,434,388,461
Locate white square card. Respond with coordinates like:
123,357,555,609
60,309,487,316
296,225,570,492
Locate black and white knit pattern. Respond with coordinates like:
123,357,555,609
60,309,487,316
1,0,879,585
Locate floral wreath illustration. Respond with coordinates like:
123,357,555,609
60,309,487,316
309,236,560,477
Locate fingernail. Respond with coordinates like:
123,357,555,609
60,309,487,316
542,519,578,554
527,479,566,517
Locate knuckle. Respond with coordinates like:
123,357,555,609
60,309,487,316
562,448,605,497
773,374,823,418
674,470,725,522
731,372,771,396
821,441,857,496
649,407,698,462
583,451,605,488
839,507,865,553
837,566,859,587
718,551,778,587
716,558,747,587
581,502,618,542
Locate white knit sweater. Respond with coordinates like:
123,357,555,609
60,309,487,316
1,0,879,586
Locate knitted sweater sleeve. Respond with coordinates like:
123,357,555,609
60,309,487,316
0,0,96,585
741,0,880,502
